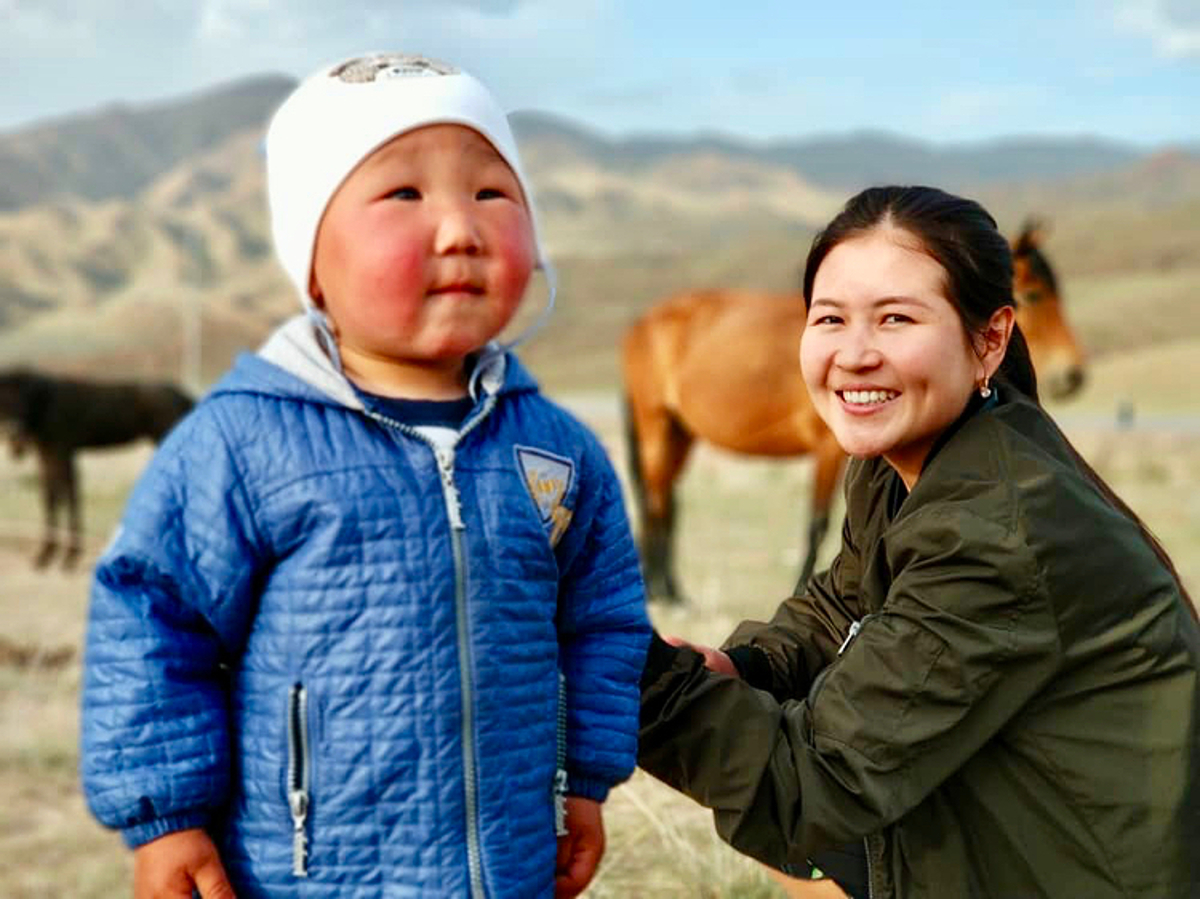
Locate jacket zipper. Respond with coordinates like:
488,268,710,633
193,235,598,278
554,671,569,836
837,619,863,655
814,614,880,897
287,683,310,877
864,831,885,899
367,397,495,899
864,835,875,899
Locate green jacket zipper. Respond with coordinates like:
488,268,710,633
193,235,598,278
811,615,879,898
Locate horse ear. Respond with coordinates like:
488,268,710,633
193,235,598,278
1013,217,1049,255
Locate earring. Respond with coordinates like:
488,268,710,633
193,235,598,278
979,379,992,399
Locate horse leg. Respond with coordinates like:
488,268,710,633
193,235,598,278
33,448,64,569
794,440,845,595
61,453,82,568
642,489,684,604
625,398,693,604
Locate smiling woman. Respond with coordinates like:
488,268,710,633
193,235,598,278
799,225,1013,489
638,185,1200,899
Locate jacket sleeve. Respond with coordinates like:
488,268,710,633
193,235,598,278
639,502,1061,869
81,406,266,848
554,438,651,802
721,512,865,702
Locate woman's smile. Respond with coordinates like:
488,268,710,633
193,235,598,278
837,388,900,411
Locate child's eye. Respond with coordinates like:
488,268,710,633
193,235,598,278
476,187,507,201
388,187,421,200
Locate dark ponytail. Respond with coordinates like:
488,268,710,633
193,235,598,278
998,324,1038,401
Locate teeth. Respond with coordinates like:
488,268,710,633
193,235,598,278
841,389,897,405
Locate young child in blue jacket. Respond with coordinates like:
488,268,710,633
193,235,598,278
80,52,650,899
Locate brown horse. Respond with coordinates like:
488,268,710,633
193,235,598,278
0,368,194,568
622,221,1086,603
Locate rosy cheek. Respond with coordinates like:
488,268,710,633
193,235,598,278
492,228,536,293
365,242,426,296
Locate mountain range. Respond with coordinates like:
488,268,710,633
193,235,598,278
0,74,1197,391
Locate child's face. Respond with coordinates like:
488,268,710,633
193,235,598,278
311,124,536,390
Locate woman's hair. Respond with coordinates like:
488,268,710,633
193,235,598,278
803,185,1195,617
802,185,1038,400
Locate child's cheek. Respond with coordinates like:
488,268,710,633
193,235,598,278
366,243,427,302
492,228,537,299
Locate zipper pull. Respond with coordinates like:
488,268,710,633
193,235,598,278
434,447,465,530
553,768,569,837
838,620,862,655
288,788,309,877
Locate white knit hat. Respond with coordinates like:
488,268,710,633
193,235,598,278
265,52,545,305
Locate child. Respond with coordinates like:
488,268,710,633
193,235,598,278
81,52,650,898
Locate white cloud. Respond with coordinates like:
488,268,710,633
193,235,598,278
196,0,539,43
1,2,206,59
1116,0,1200,58
0,0,608,134
0,2,211,129
3,0,97,48
188,0,614,115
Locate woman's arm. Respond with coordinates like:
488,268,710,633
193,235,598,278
640,503,1060,869
721,513,865,701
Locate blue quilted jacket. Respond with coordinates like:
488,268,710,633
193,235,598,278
81,320,650,897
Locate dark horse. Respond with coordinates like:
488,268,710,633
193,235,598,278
622,221,1086,603
0,368,194,568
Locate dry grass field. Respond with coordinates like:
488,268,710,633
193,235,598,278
1,359,1198,897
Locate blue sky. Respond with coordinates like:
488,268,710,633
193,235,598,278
0,0,1195,147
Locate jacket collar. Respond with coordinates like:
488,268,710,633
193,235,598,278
241,313,537,410
204,314,538,410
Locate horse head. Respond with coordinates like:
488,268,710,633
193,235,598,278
1011,220,1086,400
0,368,41,429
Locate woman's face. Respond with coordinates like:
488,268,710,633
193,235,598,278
800,225,1004,489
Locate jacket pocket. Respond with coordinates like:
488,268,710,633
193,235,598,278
807,614,876,709
286,682,311,877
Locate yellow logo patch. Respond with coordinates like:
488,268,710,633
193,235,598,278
515,446,575,547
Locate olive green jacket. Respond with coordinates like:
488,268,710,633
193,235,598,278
639,394,1200,898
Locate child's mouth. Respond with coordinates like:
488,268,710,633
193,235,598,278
429,283,483,296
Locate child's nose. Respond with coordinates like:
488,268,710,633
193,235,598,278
434,206,482,256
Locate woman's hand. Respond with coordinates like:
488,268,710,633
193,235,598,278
133,828,236,899
663,634,739,677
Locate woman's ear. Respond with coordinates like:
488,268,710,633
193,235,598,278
976,305,1015,381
